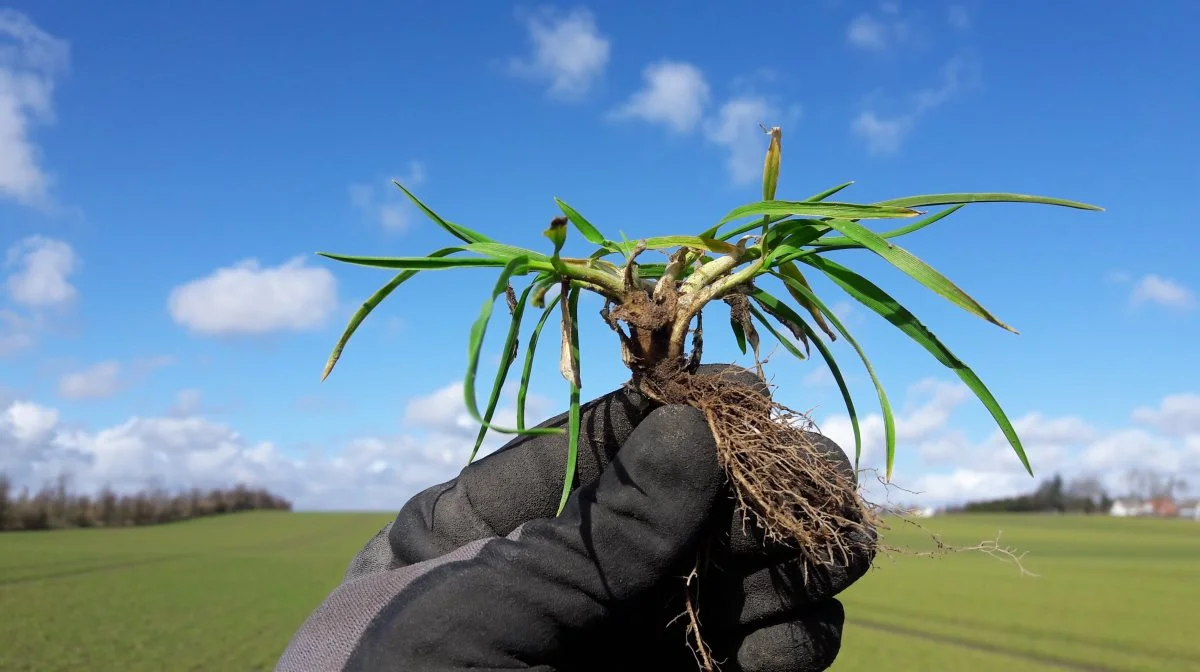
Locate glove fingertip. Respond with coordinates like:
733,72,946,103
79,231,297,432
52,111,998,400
733,599,845,672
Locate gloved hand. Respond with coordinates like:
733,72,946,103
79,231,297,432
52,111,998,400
276,365,874,672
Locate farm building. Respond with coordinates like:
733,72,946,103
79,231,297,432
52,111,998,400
1178,500,1200,521
1109,497,1188,518
1109,498,1153,517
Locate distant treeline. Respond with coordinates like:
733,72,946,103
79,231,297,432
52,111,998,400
0,473,292,532
950,474,1113,514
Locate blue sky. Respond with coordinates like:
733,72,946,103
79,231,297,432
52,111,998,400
1,1,1198,510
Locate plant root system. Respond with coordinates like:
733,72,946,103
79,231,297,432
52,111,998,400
637,361,880,573
631,361,878,672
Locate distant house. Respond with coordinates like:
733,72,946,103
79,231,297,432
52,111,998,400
1151,497,1179,518
1178,499,1200,521
1110,498,1152,517
1111,497,1183,518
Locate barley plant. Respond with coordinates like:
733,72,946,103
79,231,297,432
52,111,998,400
317,127,1101,666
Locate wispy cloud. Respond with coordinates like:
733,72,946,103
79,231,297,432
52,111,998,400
1105,269,1132,284
0,10,69,208
703,97,788,185
170,388,205,417
852,55,980,156
851,112,909,156
845,2,912,51
58,361,121,400
1129,274,1195,311
506,6,610,101
0,309,38,355
349,161,426,233
57,356,173,401
947,5,971,31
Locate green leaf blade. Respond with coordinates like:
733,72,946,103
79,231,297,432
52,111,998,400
468,285,532,464
463,257,562,444
517,291,562,430
554,198,609,247
320,247,463,381
771,270,897,479
393,181,495,244
747,303,807,361
803,255,1033,477
708,181,855,241
804,180,855,203
817,218,1018,334
730,316,748,354
717,201,921,228
814,204,966,249
873,192,1103,212
556,285,583,516
317,252,511,271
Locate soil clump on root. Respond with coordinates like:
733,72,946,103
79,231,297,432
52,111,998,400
634,361,881,580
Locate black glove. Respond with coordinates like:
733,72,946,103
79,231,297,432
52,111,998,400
343,364,874,671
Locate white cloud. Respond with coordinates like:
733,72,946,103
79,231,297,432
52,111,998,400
0,308,38,355
2,400,57,443
1079,428,1189,474
845,3,913,52
912,57,975,113
609,61,710,133
0,10,69,207
846,14,889,50
6,377,1200,512
56,356,172,401
898,379,970,438
58,361,121,400
851,112,908,156
818,378,971,468
913,410,1098,479
802,367,833,387
0,380,556,511
1129,274,1195,311
1011,413,1097,445
828,385,1200,508
852,56,979,156
947,5,970,31
0,237,80,355
900,468,1029,506
703,96,789,185
170,388,204,417
507,6,610,101
350,161,426,233
606,59,800,185
4,236,79,306
402,381,553,439
403,382,476,435
1105,269,1132,284
1132,394,1200,437
167,257,338,336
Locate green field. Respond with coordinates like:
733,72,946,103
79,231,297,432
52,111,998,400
1,512,1197,671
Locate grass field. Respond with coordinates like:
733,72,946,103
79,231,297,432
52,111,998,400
1,512,1197,671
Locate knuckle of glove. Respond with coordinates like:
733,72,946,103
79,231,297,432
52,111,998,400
694,363,770,397
387,382,657,565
